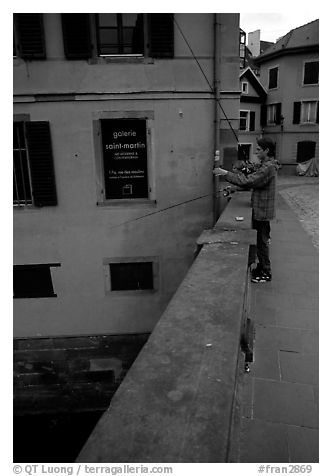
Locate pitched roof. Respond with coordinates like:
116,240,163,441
240,66,267,99
255,19,319,63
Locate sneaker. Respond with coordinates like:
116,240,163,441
251,265,262,279
251,271,272,283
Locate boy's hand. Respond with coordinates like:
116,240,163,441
213,167,228,176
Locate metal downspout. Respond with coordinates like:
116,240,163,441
213,13,221,223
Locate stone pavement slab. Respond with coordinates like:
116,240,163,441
239,418,289,463
253,379,318,428
287,426,319,463
279,351,319,385
235,182,319,463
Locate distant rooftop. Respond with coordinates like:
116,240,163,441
255,19,319,63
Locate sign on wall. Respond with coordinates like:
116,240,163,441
101,119,148,199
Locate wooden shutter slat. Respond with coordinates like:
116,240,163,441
249,111,256,131
149,14,174,58
293,102,301,124
260,105,267,127
25,122,57,207
15,13,46,59
275,103,282,125
316,102,319,123
61,14,92,59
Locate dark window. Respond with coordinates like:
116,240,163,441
239,111,249,131
13,121,57,207
303,61,319,85
268,67,278,89
96,14,144,56
100,118,148,200
110,262,154,291
239,29,246,69
13,264,60,298
238,144,251,162
296,141,316,163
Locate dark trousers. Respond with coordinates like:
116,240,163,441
252,219,271,274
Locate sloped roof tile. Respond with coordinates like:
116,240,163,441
256,19,319,62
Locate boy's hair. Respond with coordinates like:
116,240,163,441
257,137,275,157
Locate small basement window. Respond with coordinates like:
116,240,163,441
110,262,153,291
103,258,158,293
13,264,60,298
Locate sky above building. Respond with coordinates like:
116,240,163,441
240,12,319,43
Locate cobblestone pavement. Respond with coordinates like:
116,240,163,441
277,176,319,249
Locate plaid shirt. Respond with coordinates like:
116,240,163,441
225,159,278,221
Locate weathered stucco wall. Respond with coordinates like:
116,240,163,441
14,14,242,337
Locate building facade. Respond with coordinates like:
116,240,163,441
13,13,240,339
238,66,267,162
255,20,319,172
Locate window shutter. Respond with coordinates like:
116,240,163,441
275,103,282,125
293,102,301,124
260,105,267,127
316,102,319,123
25,122,57,207
149,14,174,58
249,111,256,131
61,14,92,59
15,13,46,60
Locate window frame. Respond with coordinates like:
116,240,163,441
94,13,145,58
267,103,278,126
239,110,250,131
103,257,159,295
13,120,33,207
302,60,319,86
268,65,279,90
92,111,156,207
242,82,248,94
300,100,318,124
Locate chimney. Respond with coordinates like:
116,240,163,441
247,29,261,57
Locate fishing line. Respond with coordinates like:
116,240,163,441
108,16,243,230
108,190,225,230
173,16,241,145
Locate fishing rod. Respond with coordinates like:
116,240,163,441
109,15,244,230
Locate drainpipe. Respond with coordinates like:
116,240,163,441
213,13,221,223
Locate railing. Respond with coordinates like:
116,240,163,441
77,191,256,463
